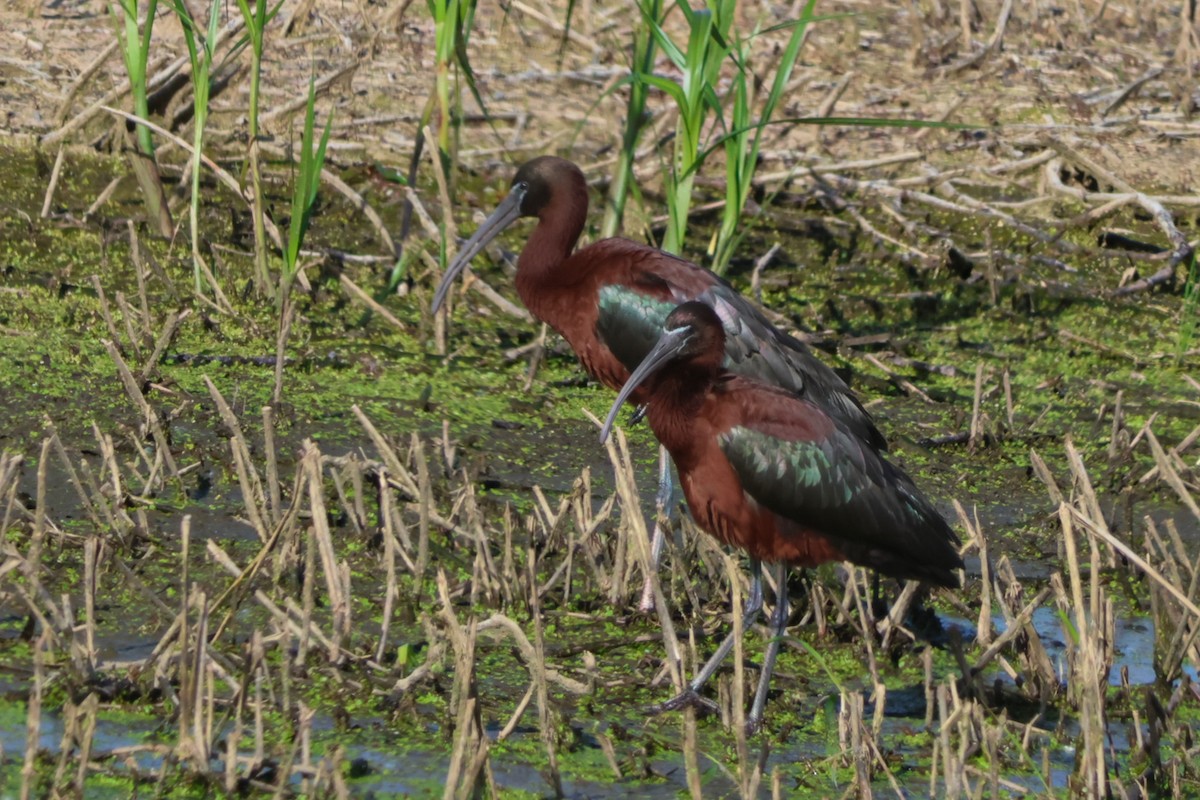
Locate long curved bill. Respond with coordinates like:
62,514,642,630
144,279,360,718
598,325,692,444
431,184,527,314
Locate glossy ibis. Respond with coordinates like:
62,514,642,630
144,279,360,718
599,301,962,731
432,156,886,610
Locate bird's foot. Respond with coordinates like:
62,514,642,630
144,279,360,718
743,716,764,737
653,689,718,716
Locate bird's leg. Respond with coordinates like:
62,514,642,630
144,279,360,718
746,562,789,734
657,560,764,714
637,445,676,613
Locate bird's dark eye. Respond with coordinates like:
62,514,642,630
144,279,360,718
516,179,547,215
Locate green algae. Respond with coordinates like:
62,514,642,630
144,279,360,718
2,139,1199,798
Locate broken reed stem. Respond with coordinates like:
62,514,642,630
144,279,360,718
414,433,432,582
102,339,180,482
40,146,65,218
303,442,350,660
376,482,400,663
204,377,269,534
590,410,685,690
20,633,47,800
524,552,563,798
351,405,421,497
272,293,295,408
261,405,282,527
475,614,589,694
1058,502,1108,796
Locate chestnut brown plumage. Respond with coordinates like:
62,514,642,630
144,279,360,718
600,301,962,730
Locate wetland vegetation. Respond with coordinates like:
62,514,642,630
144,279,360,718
1,0,1199,797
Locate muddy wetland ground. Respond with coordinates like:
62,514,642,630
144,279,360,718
2,0,1200,796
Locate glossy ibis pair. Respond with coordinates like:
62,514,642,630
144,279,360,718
432,156,885,611
433,157,962,729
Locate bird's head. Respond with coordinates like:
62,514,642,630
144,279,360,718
599,301,726,444
432,157,586,314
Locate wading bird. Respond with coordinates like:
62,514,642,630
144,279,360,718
432,156,885,610
599,302,962,731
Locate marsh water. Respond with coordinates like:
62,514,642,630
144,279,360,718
1,140,1199,798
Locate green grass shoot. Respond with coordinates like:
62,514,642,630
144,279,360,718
601,0,664,239
638,0,736,256
108,0,173,237
233,0,285,296
170,0,224,296
427,0,482,178
711,2,815,274
282,71,333,305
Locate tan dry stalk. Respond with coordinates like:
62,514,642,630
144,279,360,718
413,433,433,581
846,567,881,688
877,580,919,650
190,592,213,768
953,499,991,648
71,692,100,793
840,691,872,797
375,482,400,663
51,694,83,789
298,490,318,667
935,684,958,797
126,220,151,327
93,424,131,513
501,505,519,604
496,681,536,741
136,308,188,385
1058,503,1108,796
328,462,365,539
354,405,421,492
462,474,501,605
81,535,98,674
391,614,448,694
596,417,685,689
682,705,702,800
204,377,269,532
438,567,481,797
44,424,111,534
994,558,1059,696
114,292,144,362
298,701,315,787
271,294,295,408
1069,500,1200,623
253,645,266,769
303,443,351,657
20,632,47,800
91,274,127,355
103,339,180,481
32,439,51,553
1147,428,1200,526
969,586,1053,677
968,362,986,451
263,406,282,525
207,500,302,644
523,551,564,798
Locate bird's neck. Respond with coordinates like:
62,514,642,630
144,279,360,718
515,190,588,296
647,369,719,449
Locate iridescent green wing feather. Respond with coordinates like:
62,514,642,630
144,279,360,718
718,424,961,585
596,284,678,374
